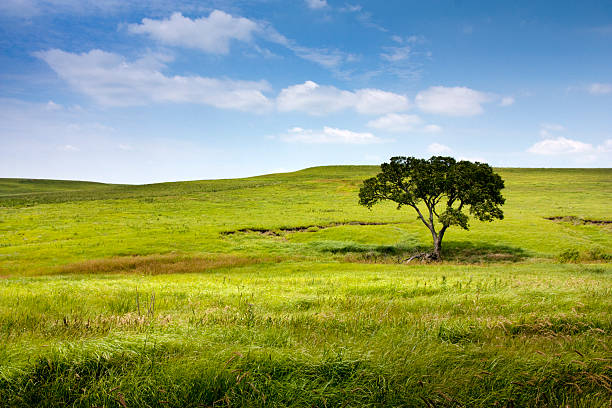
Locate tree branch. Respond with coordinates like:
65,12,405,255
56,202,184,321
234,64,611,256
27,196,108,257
410,204,433,232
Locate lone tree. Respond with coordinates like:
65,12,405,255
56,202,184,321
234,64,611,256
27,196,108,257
358,156,505,261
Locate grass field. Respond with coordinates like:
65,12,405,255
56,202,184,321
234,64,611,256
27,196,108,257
0,167,611,407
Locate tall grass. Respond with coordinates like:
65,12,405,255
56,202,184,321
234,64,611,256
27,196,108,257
0,167,611,406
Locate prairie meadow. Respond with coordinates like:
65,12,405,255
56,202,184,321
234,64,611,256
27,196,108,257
0,166,610,407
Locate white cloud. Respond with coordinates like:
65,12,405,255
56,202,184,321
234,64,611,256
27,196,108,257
587,83,612,95
280,126,383,144
528,125,612,164
392,35,422,44
129,11,258,54
380,36,421,62
276,81,410,115
380,45,411,62
500,96,515,106
36,49,272,111
128,11,354,71
340,4,362,12
427,142,452,155
244,25,359,71
305,0,327,9
354,88,411,114
288,46,351,69
366,113,421,132
527,137,595,155
415,86,492,116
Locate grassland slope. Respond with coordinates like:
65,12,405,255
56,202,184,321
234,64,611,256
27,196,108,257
0,167,610,406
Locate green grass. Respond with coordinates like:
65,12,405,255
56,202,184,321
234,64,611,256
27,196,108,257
0,167,611,406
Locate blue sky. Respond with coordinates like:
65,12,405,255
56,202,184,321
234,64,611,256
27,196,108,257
1,0,611,183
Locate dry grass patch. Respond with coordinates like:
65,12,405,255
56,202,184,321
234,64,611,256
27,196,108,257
53,253,282,276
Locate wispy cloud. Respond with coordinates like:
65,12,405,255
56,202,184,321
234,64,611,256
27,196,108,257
128,10,357,72
587,82,612,95
539,123,564,138
339,4,362,12
367,113,441,133
380,35,422,62
356,35,428,82
338,3,387,32
590,25,612,35
305,0,327,10
279,126,384,144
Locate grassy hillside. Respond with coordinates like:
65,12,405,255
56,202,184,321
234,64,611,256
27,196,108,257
0,167,611,407
1,167,610,274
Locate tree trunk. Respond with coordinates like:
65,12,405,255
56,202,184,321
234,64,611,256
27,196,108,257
429,229,442,261
432,236,442,260
432,225,448,261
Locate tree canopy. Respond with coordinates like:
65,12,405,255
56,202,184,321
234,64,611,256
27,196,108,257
358,156,505,260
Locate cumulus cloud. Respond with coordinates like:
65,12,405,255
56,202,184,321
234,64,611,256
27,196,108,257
587,83,612,95
427,143,452,155
527,137,595,155
279,126,383,144
305,0,327,9
36,49,272,111
415,86,493,116
500,96,515,106
528,124,612,163
36,50,406,115
277,81,410,115
129,11,259,54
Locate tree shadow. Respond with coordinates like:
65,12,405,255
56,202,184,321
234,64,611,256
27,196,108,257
440,241,528,263
314,240,528,264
